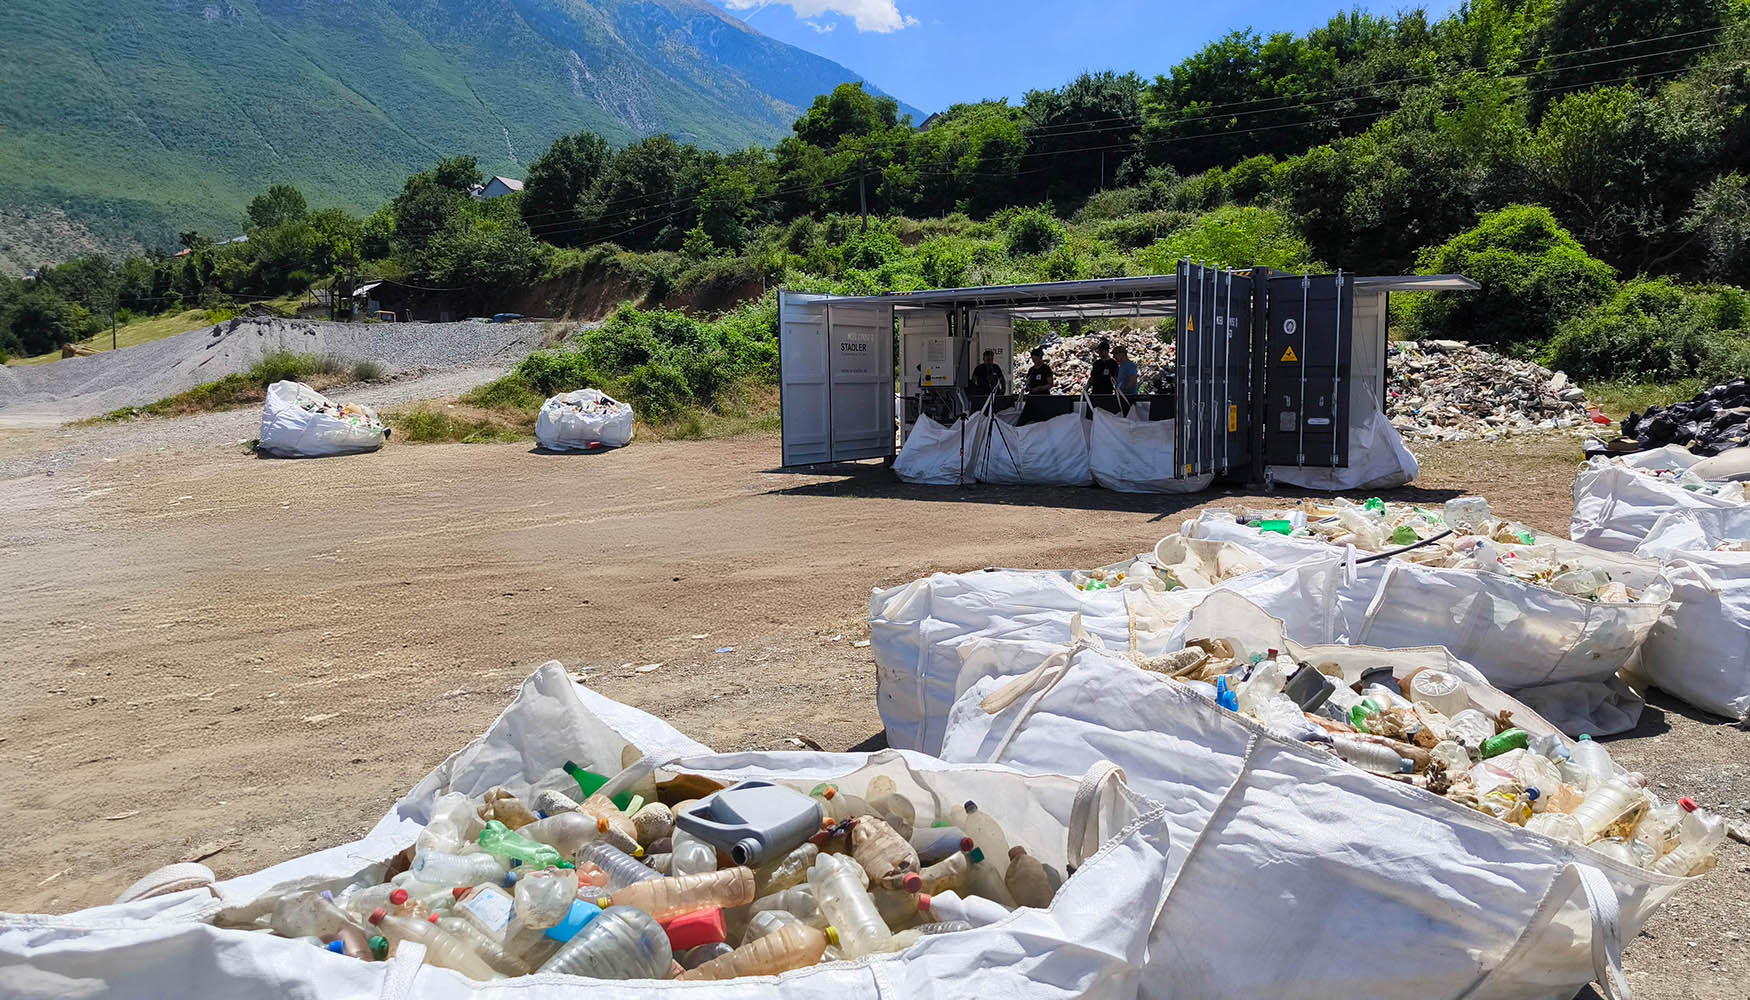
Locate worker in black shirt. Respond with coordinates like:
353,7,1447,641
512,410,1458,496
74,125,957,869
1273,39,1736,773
968,350,1004,397
1024,346,1053,394
1088,337,1119,396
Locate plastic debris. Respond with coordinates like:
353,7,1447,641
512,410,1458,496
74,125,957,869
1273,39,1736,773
1385,341,1589,442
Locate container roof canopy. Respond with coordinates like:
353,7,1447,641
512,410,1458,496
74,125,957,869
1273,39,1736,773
808,271,1476,321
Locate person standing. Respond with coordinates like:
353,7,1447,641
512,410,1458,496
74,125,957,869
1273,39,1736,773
968,350,1005,397
1025,346,1053,394
1088,337,1119,396
1114,344,1140,396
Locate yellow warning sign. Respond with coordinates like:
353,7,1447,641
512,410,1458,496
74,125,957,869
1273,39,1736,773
1229,405,1238,432
1280,345,1299,363
1186,318,1194,332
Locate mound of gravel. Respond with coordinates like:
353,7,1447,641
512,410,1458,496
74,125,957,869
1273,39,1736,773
0,317,552,423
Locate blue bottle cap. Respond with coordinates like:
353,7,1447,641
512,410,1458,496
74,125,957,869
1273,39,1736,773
326,940,345,953
1525,787,1540,801
502,870,519,887
544,900,603,943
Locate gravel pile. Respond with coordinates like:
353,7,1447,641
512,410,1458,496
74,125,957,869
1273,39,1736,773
1011,328,1175,395
0,317,553,423
1386,340,1593,442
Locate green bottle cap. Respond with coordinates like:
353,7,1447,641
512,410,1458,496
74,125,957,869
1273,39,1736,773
968,847,985,864
368,935,388,960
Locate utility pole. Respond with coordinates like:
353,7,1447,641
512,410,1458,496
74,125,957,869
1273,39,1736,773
859,158,869,233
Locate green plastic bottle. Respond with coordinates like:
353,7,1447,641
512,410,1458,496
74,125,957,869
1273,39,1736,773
562,761,639,811
478,820,565,869
1364,497,1385,512
1389,525,1418,546
1257,519,1293,536
1479,728,1530,759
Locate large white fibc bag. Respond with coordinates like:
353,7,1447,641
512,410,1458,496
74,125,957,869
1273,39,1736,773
535,388,634,450
1571,458,1744,552
1637,548,1750,721
1634,507,1750,560
937,628,1687,1000
1266,385,1419,491
1087,405,1213,493
893,414,983,485
970,407,1092,486
1,663,1172,1000
1182,515,1667,736
257,380,387,458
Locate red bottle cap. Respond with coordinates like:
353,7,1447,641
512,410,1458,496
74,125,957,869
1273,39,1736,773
1679,797,1698,812
452,887,469,900
660,907,726,951
917,893,933,911
368,908,388,925
901,873,923,893
427,913,440,923
388,889,408,905
959,837,974,853
822,787,837,800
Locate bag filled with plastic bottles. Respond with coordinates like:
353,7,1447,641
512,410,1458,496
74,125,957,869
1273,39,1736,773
1570,451,1745,553
257,380,388,458
534,388,635,451
937,591,1715,1000
0,662,1171,1000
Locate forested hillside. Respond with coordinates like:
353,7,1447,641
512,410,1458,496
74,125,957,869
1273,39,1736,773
0,0,912,270
6,0,1748,420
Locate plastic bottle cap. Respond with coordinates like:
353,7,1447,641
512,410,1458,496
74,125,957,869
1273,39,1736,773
452,887,469,900
388,889,408,905
967,848,985,865
823,787,836,800
1579,734,1593,741
368,935,388,959
557,861,575,869
916,893,933,912
1525,787,1540,801
597,817,609,832
368,908,388,925
502,871,518,887
326,940,344,953
963,801,978,814
1008,846,1026,861
825,926,840,946
1679,797,1698,812
632,847,644,858
959,837,974,852
901,872,923,893
427,913,440,923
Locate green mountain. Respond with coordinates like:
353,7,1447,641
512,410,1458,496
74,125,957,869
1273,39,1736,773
0,0,917,272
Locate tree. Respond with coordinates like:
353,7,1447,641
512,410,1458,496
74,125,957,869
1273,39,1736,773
793,84,902,149
6,283,84,355
575,136,708,251
520,132,611,244
246,184,309,230
696,163,759,251
1020,71,1144,203
430,155,485,194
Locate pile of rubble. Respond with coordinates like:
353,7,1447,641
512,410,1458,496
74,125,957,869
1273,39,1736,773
1011,328,1174,395
1620,380,1750,456
1387,340,1594,442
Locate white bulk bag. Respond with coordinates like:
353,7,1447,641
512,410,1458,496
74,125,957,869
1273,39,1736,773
1,663,1172,1000
893,413,983,485
937,629,1688,1000
1570,459,1744,552
257,381,387,458
535,389,635,450
1267,384,1419,491
970,406,1092,486
869,568,1208,753
1182,515,1667,735
1087,405,1213,493
1634,507,1750,560
1637,549,1750,721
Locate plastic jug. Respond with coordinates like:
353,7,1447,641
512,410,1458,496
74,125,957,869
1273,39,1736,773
1651,798,1726,876
536,906,672,979
806,852,890,957
678,923,828,981
675,781,824,867
605,867,756,920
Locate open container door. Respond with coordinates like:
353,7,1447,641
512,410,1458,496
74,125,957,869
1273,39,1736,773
779,291,897,466
1174,260,1252,478
779,291,832,466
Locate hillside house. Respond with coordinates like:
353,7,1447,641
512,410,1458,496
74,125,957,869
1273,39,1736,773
475,176,524,199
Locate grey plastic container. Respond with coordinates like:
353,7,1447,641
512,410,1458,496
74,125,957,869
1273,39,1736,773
673,780,824,866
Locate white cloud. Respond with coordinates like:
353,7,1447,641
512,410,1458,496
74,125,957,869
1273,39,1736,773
804,19,836,33
724,0,917,33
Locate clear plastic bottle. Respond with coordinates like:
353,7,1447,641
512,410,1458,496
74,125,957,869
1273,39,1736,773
744,907,804,942
670,823,721,876
1235,654,1291,716
1651,799,1726,876
419,792,487,857
1570,734,1616,783
514,868,580,930
583,843,663,890
864,777,917,841
747,885,828,929
520,811,615,859
536,906,673,979
1588,838,1639,867
477,821,564,868
1003,848,1054,908
850,815,922,889
807,852,890,957
452,883,516,938
412,850,510,887
910,826,973,864
917,850,970,894
678,941,734,969
436,916,531,975
578,794,640,847
870,886,921,927
1571,775,1649,842
962,847,1016,907
482,787,539,829
677,923,828,981
1635,800,1682,858
946,802,1011,870
754,842,819,896
605,867,756,920
1329,736,1411,775
368,909,505,981
1525,812,1585,844
646,853,674,875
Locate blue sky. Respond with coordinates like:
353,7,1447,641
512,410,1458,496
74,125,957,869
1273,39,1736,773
716,0,1462,114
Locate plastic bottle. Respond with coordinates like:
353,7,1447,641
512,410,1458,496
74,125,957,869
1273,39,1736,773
1588,838,1639,867
747,885,828,928
678,941,734,970
1529,732,1571,763
1525,812,1585,844
916,919,974,935
412,850,510,887
514,868,581,930
669,823,721,876
962,847,1016,906
418,792,486,856
576,793,640,847
436,917,531,975
1329,736,1412,775
1635,800,1682,857
481,787,539,829
678,923,828,981
583,843,663,890
917,890,1009,927
754,842,819,896
865,783,917,841
917,850,970,894
1570,735,1616,784
806,852,890,958
478,820,565,869
808,784,852,822
1570,775,1649,842
850,815,922,889
1443,496,1493,533
1479,728,1530,759
1003,847,1054,908
1651,798,1726,876
452,884,516,938
946,802,1012,868
605,867,757,920
910,827,974,864
1447,709,1495,749
368,909,505,981
744,907,804,942
870,886,922,927
1235,654,1291,715
270,890,349,939
536,906,672,980
389,887,433,920
520,811,618,859
1494,749,1563,801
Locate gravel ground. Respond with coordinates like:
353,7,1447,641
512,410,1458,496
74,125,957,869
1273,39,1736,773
0,317,555,423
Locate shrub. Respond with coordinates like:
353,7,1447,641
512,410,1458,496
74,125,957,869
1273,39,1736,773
351,359,385,382
1003,207,1067,256
1407,205,1616,352
1545,278,1750,382
1133,205,1318,272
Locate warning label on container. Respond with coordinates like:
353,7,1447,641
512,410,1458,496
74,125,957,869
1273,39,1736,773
1280,345,1299,363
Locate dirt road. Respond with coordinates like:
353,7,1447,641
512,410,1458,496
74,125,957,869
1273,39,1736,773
2,428,1744,998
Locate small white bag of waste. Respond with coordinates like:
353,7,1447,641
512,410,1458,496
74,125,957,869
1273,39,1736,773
257,380,387,458
1570,453,1744,553
535,389,634,450
893,413,984,485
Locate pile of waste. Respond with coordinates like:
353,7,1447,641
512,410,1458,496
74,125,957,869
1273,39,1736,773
1224,496,1658,603
295,395,379,428
535,388,635,451
242,763,1061,981
1619,380,1750,456
1134,640,1724,871
1386,340,1596,441
257,380,387,459
1011,328,1174,395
